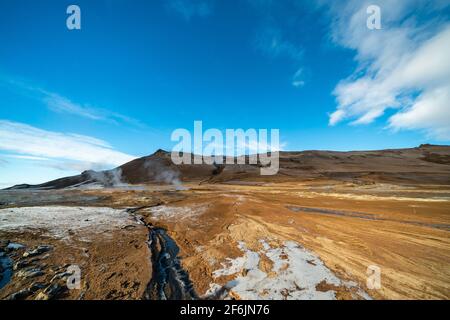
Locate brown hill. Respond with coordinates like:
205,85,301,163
5,144,450,190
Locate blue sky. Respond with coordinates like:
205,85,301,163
0,0,449,187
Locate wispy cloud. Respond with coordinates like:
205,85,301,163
4,154,50,161
323,0,450,140
43,93,105,121
2,78,145,128
42,91,146,127
292,68,306,88
202,136,287,157
255,27,304,62
252,8,307,88
243,139,287,154
0,120,136,172
165,0,215,21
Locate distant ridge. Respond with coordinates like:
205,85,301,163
4,144,450,190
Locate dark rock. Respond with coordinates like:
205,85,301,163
23,245,52,258
17,268,44,279
8,288,31,300
34,292,49,300
50,271,71,283
13,260,29,270
29,282,46,292
43,282,67,299
0,239,10,250
40,253,50,260
6,242,24,252
35,280,68,300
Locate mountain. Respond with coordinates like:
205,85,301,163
5,144,450,190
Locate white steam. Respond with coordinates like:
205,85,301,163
143,159,181,186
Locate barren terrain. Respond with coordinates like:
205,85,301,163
1,145,449,300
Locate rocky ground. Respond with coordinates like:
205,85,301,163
0,180,449,300
0,206,150,300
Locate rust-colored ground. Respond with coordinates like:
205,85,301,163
1,180,449,300
141,182,450,300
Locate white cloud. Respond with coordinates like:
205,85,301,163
44,93,105,121
166,0,215,20
325,0,450,140
292,68,306,88
3,78,144,127
389,84,450,140
199,133,286,157
0,120,136,171
256,27,304,61
255,26,306,88
4,154,50,161
43,92,145,127
244,139,287,154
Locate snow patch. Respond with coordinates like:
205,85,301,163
0,206,138,240
146,205,207,221
207,240,370,300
